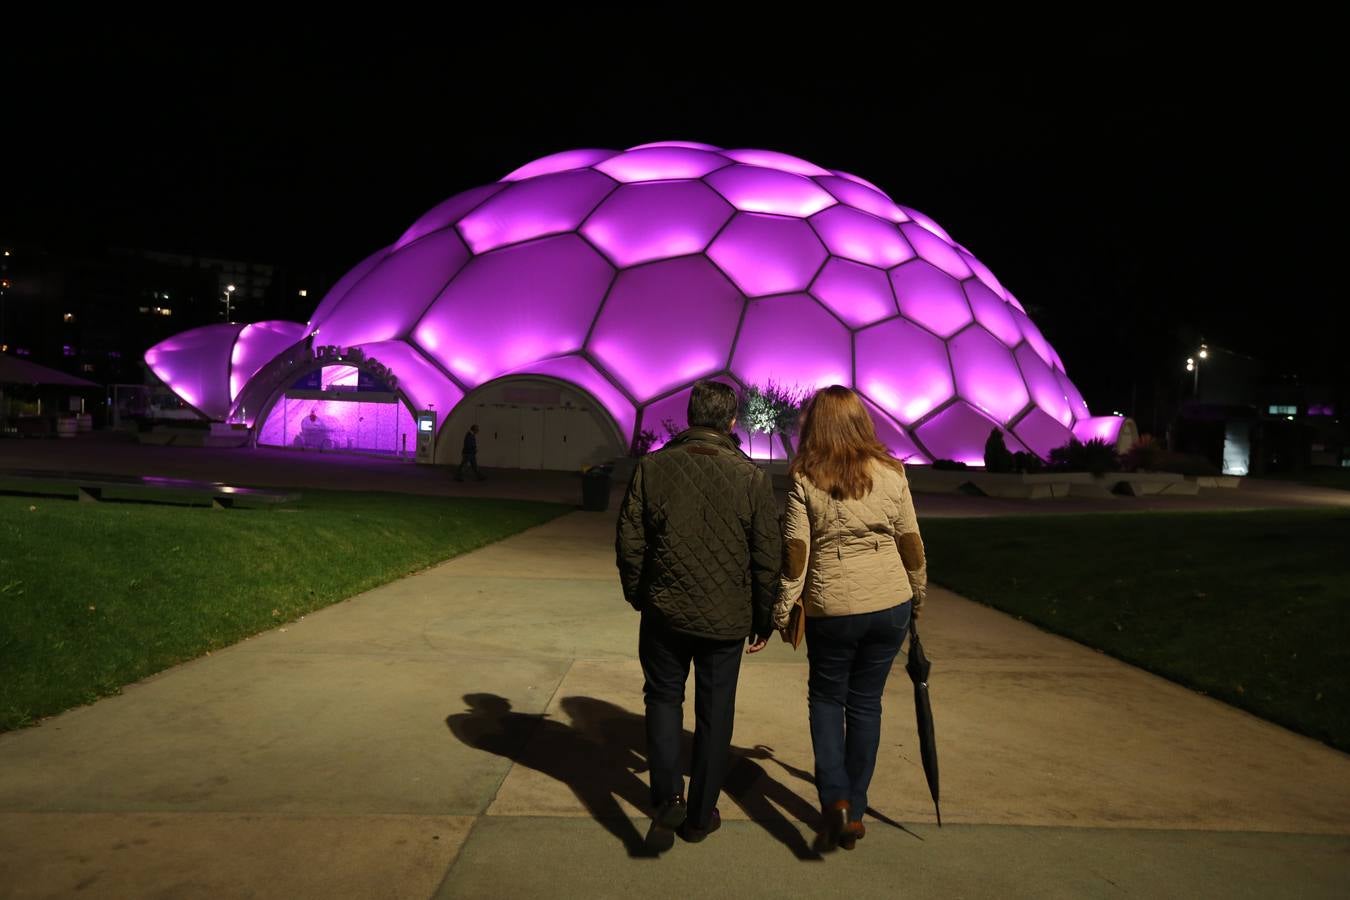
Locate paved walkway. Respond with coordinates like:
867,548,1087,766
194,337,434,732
2,510,1348,898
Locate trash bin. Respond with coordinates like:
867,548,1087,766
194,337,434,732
581,464,613,511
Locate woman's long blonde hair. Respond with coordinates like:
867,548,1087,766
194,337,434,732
790,385,905,500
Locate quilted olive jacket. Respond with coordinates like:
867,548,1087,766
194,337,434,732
774,460,928,625
616,427,782,640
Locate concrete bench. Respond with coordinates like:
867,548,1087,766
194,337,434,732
0,469,299,509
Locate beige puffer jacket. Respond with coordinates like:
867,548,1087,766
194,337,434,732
774,460,928,625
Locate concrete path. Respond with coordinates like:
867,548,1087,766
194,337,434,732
2,511,1349,898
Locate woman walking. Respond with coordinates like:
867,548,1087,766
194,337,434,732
774,385,929,852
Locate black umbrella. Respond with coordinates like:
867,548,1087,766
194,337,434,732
905,616,941,826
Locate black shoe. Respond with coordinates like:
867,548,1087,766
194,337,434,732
645,796,686,853
677,808,721,843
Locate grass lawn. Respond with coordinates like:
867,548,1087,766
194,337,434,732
0,490,569,732
921,510,1350,752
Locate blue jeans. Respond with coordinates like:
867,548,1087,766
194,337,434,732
806,602,910,820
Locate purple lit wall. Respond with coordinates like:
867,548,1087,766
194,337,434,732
146,143,1117,464
257,396,414,454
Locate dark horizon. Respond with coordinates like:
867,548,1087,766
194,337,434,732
4,18,1345,422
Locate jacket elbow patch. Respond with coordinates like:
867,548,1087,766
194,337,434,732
898,532,925,571
785,539,808,579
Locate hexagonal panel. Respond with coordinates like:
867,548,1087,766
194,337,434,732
318,229,471,348
627,141,722,151
831,169,886,193
855,317,955,425
914,401,1028,467
595,147,729,182
707,213,827,296
500,354,637,447
1005,290,1028,314
811,258,897,329
415,235,613,387
901,223,971,279
394,183,507,250
815,175,908,222
731,294,852,392
961,251,1007,300
1013,407,1073,460
1056,368,1091,421
890,260,973,338
1011,307,1054,367
724,148,830,176
229,320,307,402
861,396,928,463
353,339,465,423
705,165,837,217
810,206,914,268
964,280,1022,347
1073,416,1123,445
581,181,732,267
458,169,616,254
898,206,955,244
1015,344,1072,427
501,148,615,181
588,256,744,401
144,323,245,420
307,248,387,330
949,326,1031,424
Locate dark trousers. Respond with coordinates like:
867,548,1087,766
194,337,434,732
806,602,910,820
456,452,482,480
638,613,744,829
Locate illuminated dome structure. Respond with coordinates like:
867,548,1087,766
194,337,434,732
145,142,1124,468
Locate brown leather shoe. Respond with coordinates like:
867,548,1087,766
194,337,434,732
839,819,866,851
814,800,850,852
677,808,722,843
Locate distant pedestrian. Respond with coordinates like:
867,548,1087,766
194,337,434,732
456,424,484,481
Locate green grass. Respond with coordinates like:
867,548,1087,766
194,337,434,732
0,491,569,731
921,510,1350,751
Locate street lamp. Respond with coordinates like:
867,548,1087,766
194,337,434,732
223,283,237,322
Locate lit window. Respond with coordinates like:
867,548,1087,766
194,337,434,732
160,308,173,316
63,312,75,322
139,306,150,314
82,364,95,372
1267,405,1297,416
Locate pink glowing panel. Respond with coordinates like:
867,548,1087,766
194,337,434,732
831,170,887,194
964,281,1022,347
501,354,637,446
589,256,743,401
949,327,1031,424
810,206,914,268
1015,344,1072,427
640,382,759,455
707,213,827,296
901,224,971,279
1049,346,1066,373
308,248,387,330
321,365,360,389
229,320,306,401
501,148,615,181
914,401,1029,467
811,258,897,328
1005,290,1027,314
144,323,244,420
962,252,1007,300
355,340,465,418
416,235,612,387
394,184,508,250
724,148,831,177
815,176,908,222
861,396,928,463
705,166,837,217
1055,368,1091,421
1073,416,1124,445
890,260,973,338
1013,407,1074,460
459,169,616,253
731,295,852,392
628,141,722,151
581,181,732,266
258,396,416,455
855,318,955,425
595,147,729,182
897,206,955,244
316,229,470,348
1011,308,1054,367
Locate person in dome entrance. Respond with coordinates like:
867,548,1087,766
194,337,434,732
455,423,484,482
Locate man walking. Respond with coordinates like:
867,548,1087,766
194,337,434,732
616,380,781,851
455,423,483,482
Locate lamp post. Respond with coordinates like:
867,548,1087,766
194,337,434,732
223,283,237,322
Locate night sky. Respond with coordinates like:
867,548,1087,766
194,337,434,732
5,18,1344,424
